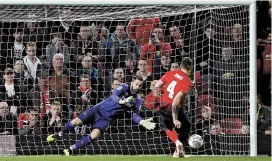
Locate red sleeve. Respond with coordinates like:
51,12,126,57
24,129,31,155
154,17,161,27
160,71,170,83
140,45,149,59
17,114,24,128
127,19,140,40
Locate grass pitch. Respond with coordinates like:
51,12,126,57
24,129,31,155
0,156,270,161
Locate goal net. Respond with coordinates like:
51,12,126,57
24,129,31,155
0,5,250,156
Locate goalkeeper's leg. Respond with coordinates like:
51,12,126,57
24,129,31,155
63,119,109,156
47,107,96,142
47,117,83,142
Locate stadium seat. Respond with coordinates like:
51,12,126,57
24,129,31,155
220,118,243,134
197,94,214,106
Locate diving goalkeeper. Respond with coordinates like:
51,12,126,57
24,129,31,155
46,75,156,156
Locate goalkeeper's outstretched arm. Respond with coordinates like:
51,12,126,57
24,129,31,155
132,99,156,130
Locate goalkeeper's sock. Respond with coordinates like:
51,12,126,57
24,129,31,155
61,121,75,135
70,135,92,151
165,129,179,143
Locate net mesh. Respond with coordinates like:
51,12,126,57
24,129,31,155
0,5,251,156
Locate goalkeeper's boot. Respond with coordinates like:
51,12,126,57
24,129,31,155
47,133,60,142
63,149,72,156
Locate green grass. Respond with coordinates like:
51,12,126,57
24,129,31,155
0,156,270,161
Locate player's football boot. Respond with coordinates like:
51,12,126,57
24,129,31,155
176,143,185,158
172,148,179,158
46,134,60,142
63,149,72,156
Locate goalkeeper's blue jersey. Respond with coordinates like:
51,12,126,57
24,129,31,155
96,83,142,124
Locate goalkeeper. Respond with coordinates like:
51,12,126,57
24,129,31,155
47,75,156,156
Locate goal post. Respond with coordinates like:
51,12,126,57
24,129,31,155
0,0,257,157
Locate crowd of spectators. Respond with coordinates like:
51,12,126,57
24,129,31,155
0,4,270,138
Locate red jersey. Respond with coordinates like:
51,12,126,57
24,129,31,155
160,70,193,104
18,113,42,128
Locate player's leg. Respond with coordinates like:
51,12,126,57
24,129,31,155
160,109,180,144
174,108,191,157
47,107,96,142
177,108,191,144
160,108,184,157
63,119,109,156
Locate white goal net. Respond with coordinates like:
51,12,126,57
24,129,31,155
0,5,250,156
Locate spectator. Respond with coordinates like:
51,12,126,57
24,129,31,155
70,26,100,69
17,108,43,135
13,59,33,92
143,80,161,111
240,124,250,134
170,63,180,71
100,23,139,72
153,55,171,80
23,42,47,83
0,68,27,114
90,21,109,42
45,32,70,68
70,74,99,112
196,105,215,135
76,55,101,92
0,27,26,71
255,94,271,134
11,27,26,59
43,101,67,134
213,44,247,116
104,68,125,97
136,59,153,96
196,21,217,75
140,27,172,73
210,121,224,135
168,25,189,63
112,68,125,83
111,78,121,92
228,23,249,62
7,27,26,59
127,17,161,46
123,53,138,83
23,21,44,50
0,102,17,135
48,53,75,114
28,71,59,116
231,24,243,42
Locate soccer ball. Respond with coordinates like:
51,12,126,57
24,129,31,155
188,134,203,149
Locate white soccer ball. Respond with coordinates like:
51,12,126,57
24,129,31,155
188,134,203,149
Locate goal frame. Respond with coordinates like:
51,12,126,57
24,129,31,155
0,0,257,157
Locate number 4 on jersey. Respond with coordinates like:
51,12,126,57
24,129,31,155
167,81,177,99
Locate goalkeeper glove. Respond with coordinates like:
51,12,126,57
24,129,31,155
139,118,156,130
119,96,135,105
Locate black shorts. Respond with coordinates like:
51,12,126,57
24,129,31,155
160,107,191,142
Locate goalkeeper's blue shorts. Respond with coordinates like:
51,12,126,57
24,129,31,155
77,105,110,133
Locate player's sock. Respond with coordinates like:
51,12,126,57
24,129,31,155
165,129,179,143
69,135,92,151
61,121,75,135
